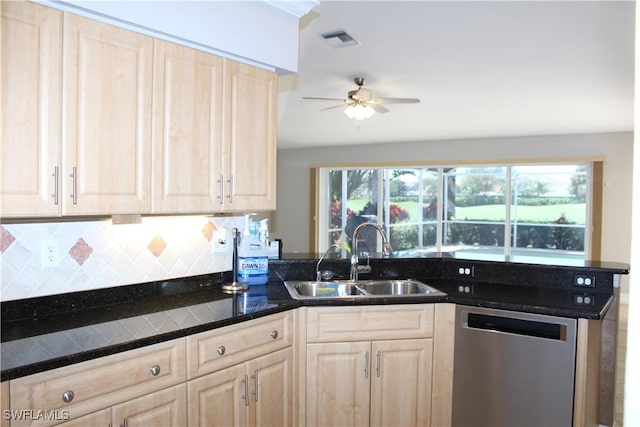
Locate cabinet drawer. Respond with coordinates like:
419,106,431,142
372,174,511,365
187,311,293,379
10,338,185,426
306,305,434,342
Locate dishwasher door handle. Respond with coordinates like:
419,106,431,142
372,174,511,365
464,312,568,341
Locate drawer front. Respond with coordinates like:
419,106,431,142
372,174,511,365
306,305,434,342
187,311,293,379
10,338,185,427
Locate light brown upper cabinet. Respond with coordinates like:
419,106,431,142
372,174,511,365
152,40,224,213
222,60,277,212
62,13,153,215
1,2,62,217
1,3,276,218
152,44,277,214
1,4,153,217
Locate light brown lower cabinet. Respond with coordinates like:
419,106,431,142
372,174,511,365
306,338,432,427
55,384,186,427
9,339,186,427
1,381,10,427
302,304,445,427
187,347,294,427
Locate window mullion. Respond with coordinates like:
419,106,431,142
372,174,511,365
437,167,444,250
505,166,512,259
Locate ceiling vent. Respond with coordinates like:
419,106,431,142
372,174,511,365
322,30,359,48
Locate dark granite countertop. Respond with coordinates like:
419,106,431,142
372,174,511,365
1,276,300,382
1,256,628,382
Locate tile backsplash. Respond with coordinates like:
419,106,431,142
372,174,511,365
0,215,245,302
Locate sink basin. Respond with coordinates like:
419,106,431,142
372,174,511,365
284,279,445,300
289,281,362,297
355,279,433,295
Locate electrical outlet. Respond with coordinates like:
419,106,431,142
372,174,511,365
456,284,474,294
41,240,60,268
212,228,229,253
574,274,596,288
456,266,475,277
573,293,596,306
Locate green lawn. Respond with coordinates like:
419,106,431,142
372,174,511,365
347,200,585,224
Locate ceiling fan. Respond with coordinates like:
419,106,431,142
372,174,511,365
303,77,420,120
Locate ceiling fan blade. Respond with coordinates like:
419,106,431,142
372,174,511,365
370,103,389,113
303,97,347,102
320,104,347,111
374,97,421,104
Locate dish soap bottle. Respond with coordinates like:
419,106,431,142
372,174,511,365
237,215,269,286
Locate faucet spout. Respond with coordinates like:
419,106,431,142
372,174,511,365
316,244,340,281
350,221,393,281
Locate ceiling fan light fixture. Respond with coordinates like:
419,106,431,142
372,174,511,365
344,104,374,120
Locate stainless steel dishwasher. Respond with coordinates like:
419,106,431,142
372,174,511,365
452,305,577,427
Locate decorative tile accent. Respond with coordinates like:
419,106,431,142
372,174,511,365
0,215,244,301
201,220,216,241
0,226,15,253
69,238,93,266
147,235,167,257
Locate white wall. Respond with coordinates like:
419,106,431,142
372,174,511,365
623,2,640,423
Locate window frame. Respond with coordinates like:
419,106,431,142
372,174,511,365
313,160,601,263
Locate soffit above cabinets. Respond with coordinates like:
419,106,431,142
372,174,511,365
35,0,318,73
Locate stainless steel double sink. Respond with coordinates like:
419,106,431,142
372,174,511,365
284,279,446,300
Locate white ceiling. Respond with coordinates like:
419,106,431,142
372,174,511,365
276,1,635,149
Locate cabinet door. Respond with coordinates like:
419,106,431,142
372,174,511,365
112,384,186,427
54,408,111,427
1,2,61,217
152,40,224,213
247,347,294,427
306,342,371,427
62,13,152,215
187,364,246,427
223,60,277,211
1,381,9,427
370,339,433,427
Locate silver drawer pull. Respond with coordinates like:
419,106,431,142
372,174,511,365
62,390,74,403
270,330,278,339
217,345,226,356
149,365,161,376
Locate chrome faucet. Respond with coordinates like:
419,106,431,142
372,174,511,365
316,244,340,281
350,221,393,280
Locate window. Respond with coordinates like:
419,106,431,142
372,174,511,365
318,163,592,265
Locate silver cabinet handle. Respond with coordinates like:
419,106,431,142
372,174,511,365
149,365,160,376
241,374,249,406
270,330,278,339
62,390,74,403
217,345,226,356
226,175,233,203
251,370,259,401
364,351,370,379
69,166,77,205
376,351,381,378
52,166,59,205
217,175,224,204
